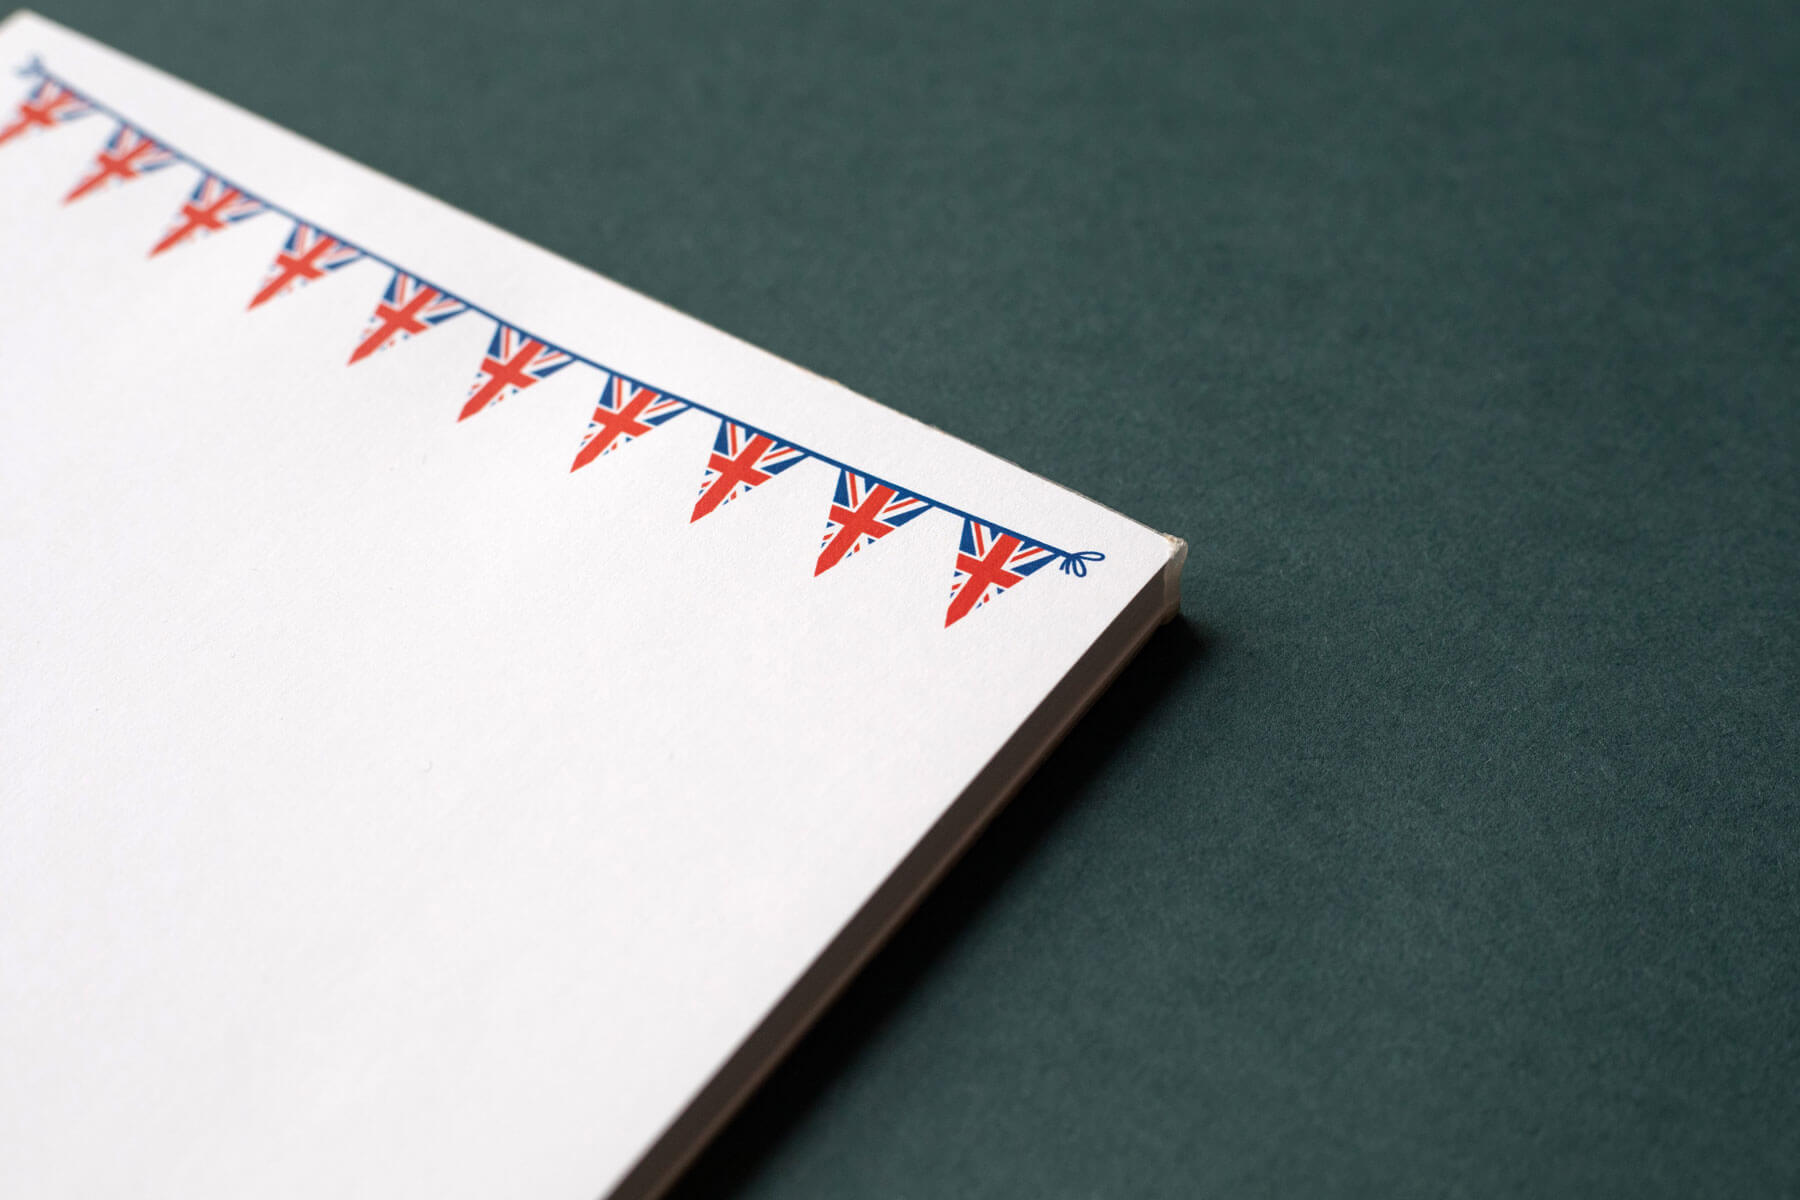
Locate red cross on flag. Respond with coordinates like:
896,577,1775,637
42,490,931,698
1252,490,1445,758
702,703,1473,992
0,79,89,148
460,325,575,421
64,124,176,204
945,519,1057,627
348,271,467,364
690,420,808,523
148,175,264,257
814,470,932,576
247,223,364,310
569,377,689,473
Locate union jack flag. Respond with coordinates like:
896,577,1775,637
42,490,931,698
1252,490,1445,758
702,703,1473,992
64,124,177,204
814,469,931,576
148,174,264,257
945,519,1056,627
459,325,575,421
348,271,467,364
691,420,808,522
248,223,364,310
569,376,688,472
0,79,90,148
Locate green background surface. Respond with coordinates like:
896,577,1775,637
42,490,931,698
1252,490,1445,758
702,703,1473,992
22,1,1797,1195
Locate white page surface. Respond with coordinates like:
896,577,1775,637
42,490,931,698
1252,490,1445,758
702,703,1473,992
0,12,1176,1198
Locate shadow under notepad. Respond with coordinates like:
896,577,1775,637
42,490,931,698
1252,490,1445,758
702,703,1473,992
664,616,1209,1200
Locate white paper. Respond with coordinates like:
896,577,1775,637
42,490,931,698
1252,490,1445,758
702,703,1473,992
0,12,1177,1198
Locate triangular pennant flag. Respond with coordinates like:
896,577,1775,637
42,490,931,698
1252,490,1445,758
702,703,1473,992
460,325,574,421
64,124,177,204
944,519,1056,627
690,420,807,522
0,79,90,148
814,469,931,576
247,223,363,310
348,271,467,364
569,377,688,472
148,174,264,257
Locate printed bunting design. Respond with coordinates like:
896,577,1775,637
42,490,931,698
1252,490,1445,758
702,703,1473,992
149,174,264,257
0,78,88,147
348,271,467,364
569,377,688,472
691,421,808,522
11,64,1104,630
945,520,1056,627
460,326,574,421
64,124,176,203
814,470,931,576
248,223,363,310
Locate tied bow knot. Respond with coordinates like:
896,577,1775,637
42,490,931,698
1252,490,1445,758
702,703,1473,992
1057,550,1105,577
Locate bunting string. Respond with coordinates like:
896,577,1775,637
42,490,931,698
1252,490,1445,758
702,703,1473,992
6,59,1107,627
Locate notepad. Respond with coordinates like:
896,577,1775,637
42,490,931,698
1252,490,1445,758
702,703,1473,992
0,11,1183,1198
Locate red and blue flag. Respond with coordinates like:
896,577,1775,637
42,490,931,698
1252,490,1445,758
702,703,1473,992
64,124,177,204
945,519,1055,627
348,271,467,364
690,420,807,522
814,470,931,576
148,174,264,257
569,377,688,472
248,223,364,310
460,325,574,420
0,79,89,148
